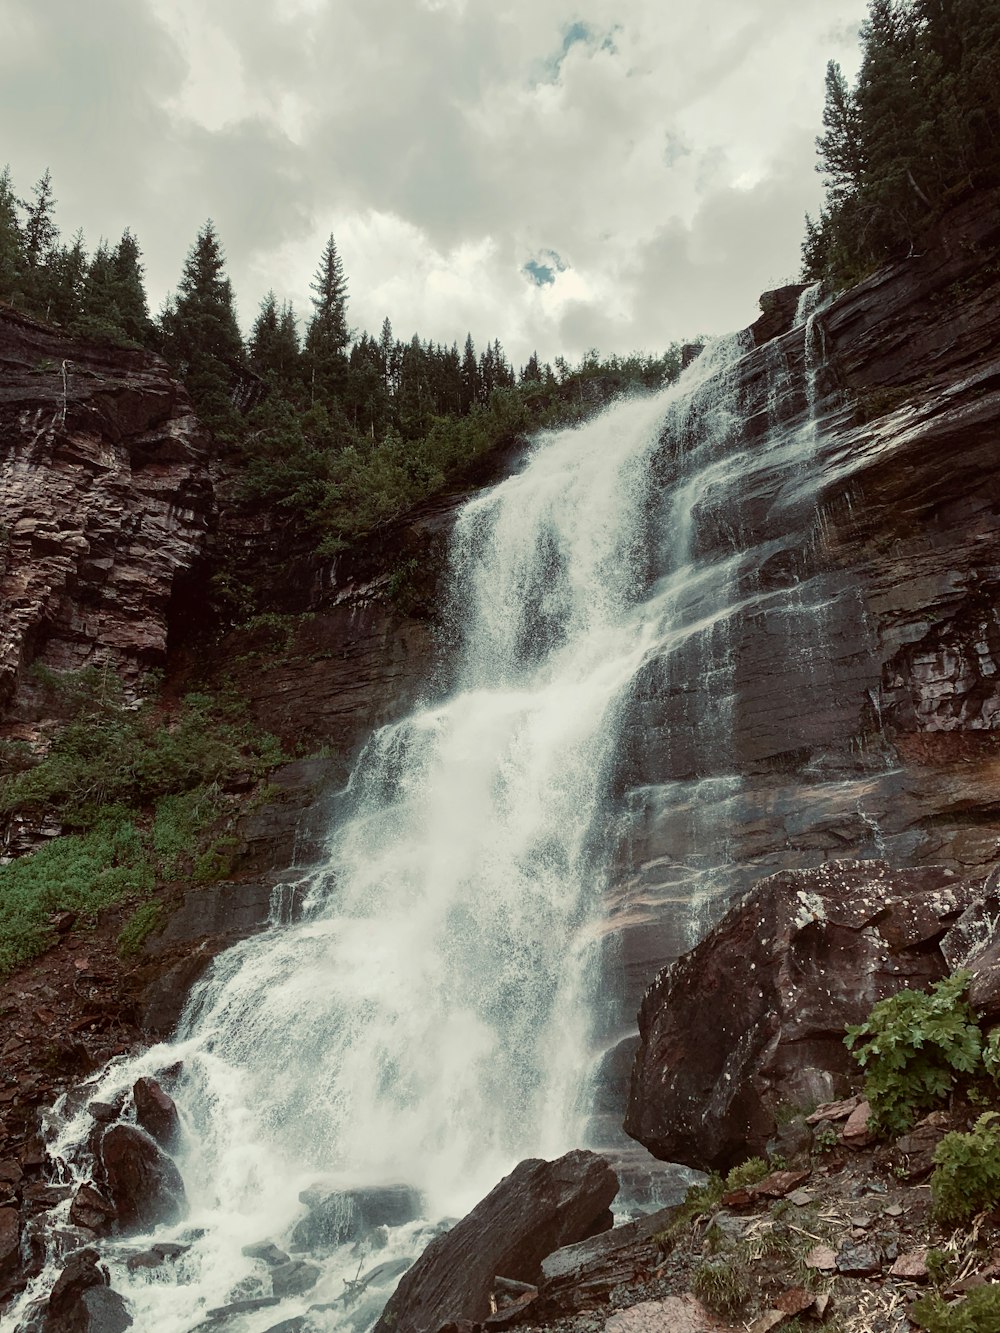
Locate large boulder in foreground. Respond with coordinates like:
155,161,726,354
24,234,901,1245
372,1150,618,1333
625,860,992,1170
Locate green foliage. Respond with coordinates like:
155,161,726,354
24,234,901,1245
845,971,988,1134
910,1285,1000,1332
160,219,244,433
805,0,1000,285
118,901,167,958
0,809,154,975
931,1113,1000,1226
724,1157,772,1191
0,671,282,828
0,670,283,978
653,1175,725,1248
691,1258,751,1313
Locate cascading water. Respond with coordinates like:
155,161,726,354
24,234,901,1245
12,310,836,1333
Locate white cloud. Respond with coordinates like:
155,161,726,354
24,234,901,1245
0,0,866,365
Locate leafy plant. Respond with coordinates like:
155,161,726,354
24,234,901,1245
910,1285,1000,1332
844,972,987,1134
118,901,167,957
931,1113,1000,1227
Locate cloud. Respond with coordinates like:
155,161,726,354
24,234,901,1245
1,0,868,364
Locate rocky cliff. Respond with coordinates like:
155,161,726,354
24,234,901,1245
594,188,1000,1118
0,310,212,734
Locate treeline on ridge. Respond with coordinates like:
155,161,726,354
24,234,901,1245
805,0,1000,284
0,168,682,553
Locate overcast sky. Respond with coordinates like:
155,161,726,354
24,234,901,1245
1,0,866,367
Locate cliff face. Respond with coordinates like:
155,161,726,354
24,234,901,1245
599,188,1000,1054
0,311,214,734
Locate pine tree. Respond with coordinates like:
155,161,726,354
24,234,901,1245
20,169,60,317
161,220,244,428
250,291,300,390
49,229,88,328
460,333,478,413
111,229,152,345
816,61,865,202
0,166,24,305
304,234,349,401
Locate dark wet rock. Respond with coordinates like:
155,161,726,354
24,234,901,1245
23,1184,75,1215
201,1296,280,1323
749,283,810,346
151,1241,189,1259
0,1206,20,1281
42,1247,134,1333
241,1241,290,1267
836,1240,883,1276
0,1160,24,1188
270,1258,321,1297
262,1321,307,1333
99,1123,185,1233
291,1183,422,1254
372,1150,618,1333
360,1257,412,1286
125,1250,163,1272
78,1287,133,1332
626,860,977,1169
601,185,1000,1045
87,1104,121,1126
68,1184,116,1234
132,1076,180,1149
537,1205,680,1313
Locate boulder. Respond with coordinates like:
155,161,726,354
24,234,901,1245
290,1183,422,1254
625,861,980,1169
270,1258,321,1298
372,1150,618,1333
68,1184,117,1234
132,1077,180,1149
42,1247,133,1332
99,1124,185,1233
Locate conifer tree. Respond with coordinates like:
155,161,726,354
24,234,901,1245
460,333,478,413
250,290,300,391
0,166,24,305
20,169,60,317
304,233,349,401
49,229,87,328
111,229,152,345
161,219,244,428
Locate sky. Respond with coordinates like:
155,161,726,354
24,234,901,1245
0,0,866,368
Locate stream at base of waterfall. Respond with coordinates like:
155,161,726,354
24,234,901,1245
10,294,838,1332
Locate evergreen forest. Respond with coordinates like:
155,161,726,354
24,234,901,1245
804,0,1000,283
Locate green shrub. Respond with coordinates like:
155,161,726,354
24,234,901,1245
724,1157,772,1191
844,972,988,1134
118,901,167,957
0,674,282,828
931,1113,1000,1227
0,810,154,974
0,671,284,978
910,1285,1000,1332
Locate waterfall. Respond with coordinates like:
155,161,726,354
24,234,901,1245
13,314,831,1332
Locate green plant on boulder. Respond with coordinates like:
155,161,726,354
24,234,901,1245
844,972,989,1135
930,1113,1000,1227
